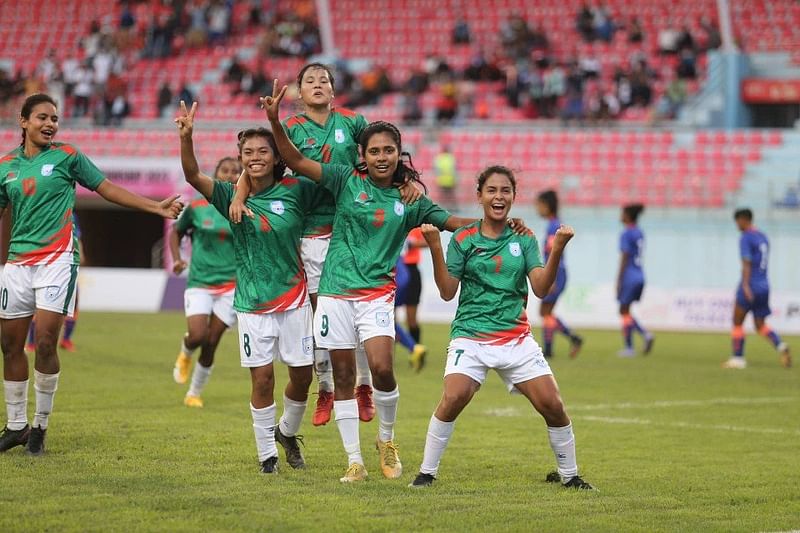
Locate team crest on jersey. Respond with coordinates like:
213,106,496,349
305,138,316,147
41,164,54,176
509,242,522,257
3,171,16,183
334,129,345,143
355,191,370,204
393,200,405,216
270,201,285,215
202,218,213,228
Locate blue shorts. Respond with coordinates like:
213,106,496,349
618,279,644,306
735,285,771,318
542,269,566,304
395,261,410,308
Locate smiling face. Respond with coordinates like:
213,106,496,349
238,135,275,180
363,132,399,184
20,102,59,148
299,66,334,108
215,158,241,184
479,172,516,222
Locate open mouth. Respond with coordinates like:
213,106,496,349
41,129,55,140
248,162,266,172
375,164,390,173
490,202,506,215
312,90,324,97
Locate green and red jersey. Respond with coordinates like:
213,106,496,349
0,143,105,266
447,221,544,344
175,194,237,291
209,177,317,314
282,108,367,239
318,163,451,301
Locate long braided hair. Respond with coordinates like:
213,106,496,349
357,121,427,192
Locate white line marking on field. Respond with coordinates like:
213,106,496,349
577,415,800,436
569,397,797,412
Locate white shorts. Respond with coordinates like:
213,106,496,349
300,237,330,294
236,306,314,368
184,287,237,327
314,296,394,349
0,262,79,319
445,335,552,393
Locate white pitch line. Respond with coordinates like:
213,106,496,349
577,415,800,436
569,396,797,412
482,397,798,419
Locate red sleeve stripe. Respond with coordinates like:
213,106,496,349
455,226,478,244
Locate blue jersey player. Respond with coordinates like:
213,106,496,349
536,191,582,359
723,208,791,369
394,255,427,371
616,204,654,357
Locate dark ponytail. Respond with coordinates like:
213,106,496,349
357,120,427,193
19,93,58,146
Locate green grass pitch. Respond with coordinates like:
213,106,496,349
2,312,798,532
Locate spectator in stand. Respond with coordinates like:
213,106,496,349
157,81,174,118
464,49,502,82
530,24,549,52
436,79,459,122
225,56,246,86
628,17,644,43
629,64,652,107
653,74,686,121
561,62,584,124
405,69,429,94
401,89,423,125
592,4,615,43
434,146,457,210
700,17,722,51
677,49,697,79
72,61,95,117
82,20,103,59
576,4,595,42
178,82,195,107
185,0,209,48
207,1,232,46
658,22,680,55
452,17,471,44
676,25,695,52
541,61,566,118
61,54,81,102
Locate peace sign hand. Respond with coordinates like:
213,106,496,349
260,79,288,123
175,100,197,139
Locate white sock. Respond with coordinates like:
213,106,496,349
250,403,277,462
334,399,362,465
187,363,212,397
315,348,334,392
419,415,456,476
4,380,29,431
373,386,400,442
33,370,59,429
278,395,307,437
180,336,197,357
547,423,578,482
355,344,372,387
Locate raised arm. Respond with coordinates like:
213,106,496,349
262,80,323,181
443,215,478,232
95,181,183,219
176,100,215,200
529,225,574,298
442,215,532,236
420,224,460,301
228,170,254,223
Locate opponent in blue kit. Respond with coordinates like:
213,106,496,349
723,208,791,369
616,204,654,357
536,190,582,359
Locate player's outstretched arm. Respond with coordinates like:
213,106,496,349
175,100,215,199
529,225,574,298
229,170,254,223
442,215,533,236
168,225,187,274
96,181,183,219
616,252,627,298
421,224,460,301
741,259,754,301
0,207,5,222
262,80,323,182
